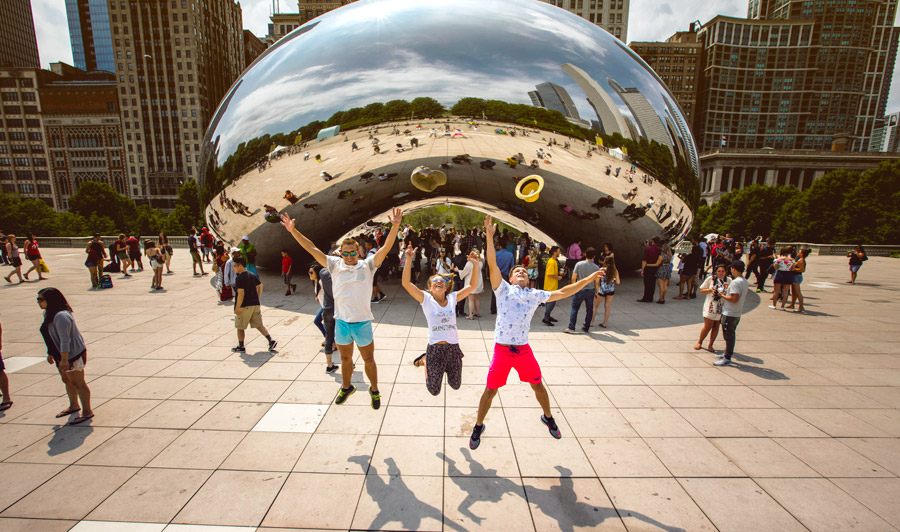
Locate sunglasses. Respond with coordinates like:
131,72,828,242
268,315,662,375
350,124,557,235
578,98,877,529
340,250,358,257
430,279,447,286
36,297,44,303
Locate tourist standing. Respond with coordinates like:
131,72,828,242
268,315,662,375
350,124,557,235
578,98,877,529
637,237,662,302
84,233,106,288
188,229,207,276
656,242,673,303
565,240,582,280
3,234,24,284
714,262,749,366
695,264,727,352
280,208,403,408
847,244,866,284
281,249,297,296
126,234,143,272
158,232,173,274
309,264,338,372
38,287,93,425
541,246,562,325
788,249,809,312
594,255,619,328
222,247,241,299
145,239,165,290
231,257,277,353
754,238,775,292
0,317,11,411
459,250,484,319
239,236,258,276
200,228,214,262
114,234,132,277
565,247,600,334
22,234,46,281
469,216,601,450
769,247,795,311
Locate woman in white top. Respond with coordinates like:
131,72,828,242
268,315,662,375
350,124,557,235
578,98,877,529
434,248,452,275
695,264,728,352
402,244,478,395
458,250,484,319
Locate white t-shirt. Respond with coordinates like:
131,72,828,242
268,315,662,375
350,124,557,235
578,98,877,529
493,280,551,345
316,279,324,309
460,260,484,294
327,254,378,322
722,276,749,317
421,292,459,345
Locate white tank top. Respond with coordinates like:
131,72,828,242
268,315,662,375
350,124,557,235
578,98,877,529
421,291,459,345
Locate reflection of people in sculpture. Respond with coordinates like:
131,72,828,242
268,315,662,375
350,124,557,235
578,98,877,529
320,171,333,181
280,208,403,408
284,190,298,204
351,141,359,151
263,205,279,223
591,195,614,209
410,137,419,148
625,187,638,201
303,203,318,210
479,160,495,169
373,144,381,155
529,160,540,169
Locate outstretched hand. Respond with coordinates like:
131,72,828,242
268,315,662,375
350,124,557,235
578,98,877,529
483,215,496,236
279,213,295,232
405,244,418,259
586,270,603,282
389,207,403,226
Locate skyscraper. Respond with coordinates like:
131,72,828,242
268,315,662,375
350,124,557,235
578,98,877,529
530,82,581,120
561,63,631,138
66,0,115,73
629,26,701,123
0,0,41,68
540,0,629,41
609,79,675,156
107,0,244,207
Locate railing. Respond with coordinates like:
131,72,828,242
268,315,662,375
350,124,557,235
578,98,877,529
33,236,191,249
673,241,897,257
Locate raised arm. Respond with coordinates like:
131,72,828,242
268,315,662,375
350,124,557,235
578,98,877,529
547,270,602,302
455,254,480,301
373,208,403,267
401,244,425,303
484,215,501,289
280,213,327,267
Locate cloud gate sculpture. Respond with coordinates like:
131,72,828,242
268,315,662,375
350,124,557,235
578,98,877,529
200,0,699,270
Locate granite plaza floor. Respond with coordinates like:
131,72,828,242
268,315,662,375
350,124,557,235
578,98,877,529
0,249,898,532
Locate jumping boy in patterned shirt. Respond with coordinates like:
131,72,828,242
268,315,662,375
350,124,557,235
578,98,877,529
469,215,602,450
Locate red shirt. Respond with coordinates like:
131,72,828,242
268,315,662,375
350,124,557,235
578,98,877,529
126,236,140,253
642,244,661,265
282,256,292,273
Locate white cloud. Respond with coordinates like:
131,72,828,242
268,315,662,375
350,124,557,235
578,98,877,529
32,0,73,68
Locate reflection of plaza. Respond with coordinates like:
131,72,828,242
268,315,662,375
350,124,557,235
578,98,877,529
209,119,691,269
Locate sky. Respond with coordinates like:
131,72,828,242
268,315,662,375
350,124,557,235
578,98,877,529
31,0,899,114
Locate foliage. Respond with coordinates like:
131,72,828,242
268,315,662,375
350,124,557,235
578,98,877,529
68,181,134,230
694,160,900,245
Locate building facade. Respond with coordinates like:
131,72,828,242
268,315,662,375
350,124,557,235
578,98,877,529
107,0,244,207
869,111,900,152
694,0,899,153
39,64,125,210
267,1,357,44
629,28,701,123
243,30,266,69
541,0,629,41
0,0,41,69
66,0,116,73
699,148,897,203
0,69,53,206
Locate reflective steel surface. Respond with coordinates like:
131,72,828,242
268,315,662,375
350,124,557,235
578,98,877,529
200,0,698,269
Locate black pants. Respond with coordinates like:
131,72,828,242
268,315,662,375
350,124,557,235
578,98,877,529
490,274,509,314
755,260,773,290
642,267,658,301
745,260,758,280
322,308,336,354
721,315,740,359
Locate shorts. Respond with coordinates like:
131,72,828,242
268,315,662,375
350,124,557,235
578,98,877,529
150,259,162,270
55,350,87,371
773,271,794,284
598,288,615,297
202,246,212,254
9,257,22,268
85,261,97,268
282,272,292,285
849,264,861,273
191,251,202,263
116,252,128,261
424,343,464,396
793,273,803,284
235,305,263,329
656,264,672,280
486,343,542,389
26,254,40,261
335,320,373,347
129,252,142,261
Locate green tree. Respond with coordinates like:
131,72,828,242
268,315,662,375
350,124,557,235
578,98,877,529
701,184,799,238
68,181,134,229
771,169,856,242
410,97,444,118
383,99,411,120
837,160,900,244
173,179,203,231
450,97,486,117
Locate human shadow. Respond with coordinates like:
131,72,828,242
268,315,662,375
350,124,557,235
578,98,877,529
729,360,789,381
348,455,467,532
240,351,274,367
439,450,686,532
47,425,94,456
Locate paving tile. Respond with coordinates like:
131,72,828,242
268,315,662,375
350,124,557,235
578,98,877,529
838,437,900,476
77,427,181,467
251,403,328,433
174,470,287,526
277,380,341,404
0,518,75,531
756,478,895,532
503,407,573,438
563,407,638,438
443,475,531,532
370,435,444,476
732,408,828,437
711,437,819,477
584,367,642,385
315,405,386,435
381,405,444,436
0,423,54,460
651,385,722,408
147,429,245,469
70,522,165,532
8,426,121,465
262,472,364,529
2,465,136,520
129,400,217,429
599,386,667,408
1,356,45,373
190,401,272,431
511,437,594,477
352,472,443,531
118,377,194,400
619,408,702,437
523,476,626,531
645,437,745,477
219,431,308,472
0,463,65,510
442,438,520,477
774,438,893,477
580,437,670,477
169,378,242,401
546,384,613,407
677,408,766,437
830,478,900,529
90,398,161,427
789,408,890,437
679,478,806,532
601,477,717,532
86,468,212,523
292,433,378,474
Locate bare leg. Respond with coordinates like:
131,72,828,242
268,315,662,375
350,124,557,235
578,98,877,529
337,343,355,388
237,329,246,343
66,370,92,416
708,322,720,348
57,368,80,412
530,382,553,417
602,295,613,327
358,342,378,392
592,294,602,324
475,387,499,425
0,371,10,403
793,284,804,311
696,319,712,348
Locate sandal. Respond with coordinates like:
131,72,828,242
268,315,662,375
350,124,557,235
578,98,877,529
693,344,702,350
466,315,475,320
412,353,426,367
474,313,481,318
0,401,12,411
68,414,94,425
56,407,80,418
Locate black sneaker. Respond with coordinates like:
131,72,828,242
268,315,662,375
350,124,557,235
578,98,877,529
291,284,297,292
469,423,485,450
326,364,339,374
376,293,387,302
335,385,356,404
548,317,558,323
541,319,555,326
231,345,246,353
541,415,562,439
369,386,381,410
268,339,278,351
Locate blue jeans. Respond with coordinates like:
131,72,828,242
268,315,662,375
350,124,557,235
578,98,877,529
721,315,740,359
568,289,594,330
314,308,326,337
542,300,556,321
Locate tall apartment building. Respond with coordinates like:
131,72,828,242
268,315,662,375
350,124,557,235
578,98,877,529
0,0,41,68
0,69,52,206
694,0,899,153
541,0,629,41
66,0,116,72
243,30,267,69
39,63,124,210
869,111,900,151
629,27,701,123
106,0,244,207
267,1,356,44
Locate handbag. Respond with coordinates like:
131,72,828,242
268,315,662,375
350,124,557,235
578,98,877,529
39,259,50,273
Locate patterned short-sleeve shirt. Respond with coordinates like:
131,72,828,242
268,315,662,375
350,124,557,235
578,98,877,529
493,280,551,345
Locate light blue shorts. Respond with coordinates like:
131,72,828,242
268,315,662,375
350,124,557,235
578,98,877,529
335,320,374,347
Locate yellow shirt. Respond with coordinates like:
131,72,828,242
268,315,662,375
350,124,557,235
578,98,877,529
544,257,559,291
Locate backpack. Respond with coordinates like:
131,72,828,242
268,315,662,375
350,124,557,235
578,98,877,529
99,274,114,289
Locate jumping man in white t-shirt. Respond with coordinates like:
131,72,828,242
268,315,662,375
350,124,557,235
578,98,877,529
469,216,602,450
281,208,403,408
401,244,479,395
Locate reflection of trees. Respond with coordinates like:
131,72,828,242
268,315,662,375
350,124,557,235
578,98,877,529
601,132,699,208
451,97,592,139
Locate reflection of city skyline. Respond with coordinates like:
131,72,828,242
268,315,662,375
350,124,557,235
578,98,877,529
527,82,592,129
561,63,631,138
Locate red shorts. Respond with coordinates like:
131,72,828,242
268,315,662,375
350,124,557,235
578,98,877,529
486,343,542,389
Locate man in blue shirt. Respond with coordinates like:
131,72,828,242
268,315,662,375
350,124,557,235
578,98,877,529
490,240,515,314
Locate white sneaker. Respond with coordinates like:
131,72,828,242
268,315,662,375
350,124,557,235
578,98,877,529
563,328,578,334
713,358,732,366
768,305,777,309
